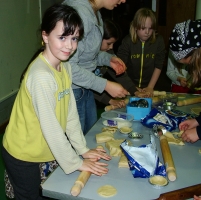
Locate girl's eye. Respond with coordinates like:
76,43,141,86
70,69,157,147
59,36,66,41
72,37,79,42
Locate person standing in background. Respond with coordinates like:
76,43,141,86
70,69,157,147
94,18,150,109
117,7,166,96
2,4,111,199
63,0,128,135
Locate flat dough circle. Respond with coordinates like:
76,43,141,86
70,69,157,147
149,176,168,186
97,185,117,197
191,107,201,115
119,126,132,134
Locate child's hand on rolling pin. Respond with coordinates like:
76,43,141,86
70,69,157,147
179,119,199,131
78,159,109,176
82,149,111,161
181,128,199,143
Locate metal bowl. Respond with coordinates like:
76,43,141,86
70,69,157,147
163,101,175,110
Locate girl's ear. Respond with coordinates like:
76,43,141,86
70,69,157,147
42,31,48,44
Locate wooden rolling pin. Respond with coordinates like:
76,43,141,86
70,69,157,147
104,98,129,111
177,96,201,106
156,183,201,200
153,91,166,96
160,135,176,182
70,145,104,196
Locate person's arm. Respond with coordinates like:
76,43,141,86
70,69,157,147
146,68,161,90
107,68,137,95
143,35,166,93
166,52,182,85
116,35,131,65
28,66,86,174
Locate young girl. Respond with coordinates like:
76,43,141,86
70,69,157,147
63,0,128,135
117,7,166,96
2,4,111,199
169,20,201,200
166,51,190,93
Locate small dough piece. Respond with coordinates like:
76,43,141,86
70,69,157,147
172,130,183,138
191,107,201,115
96,131,114,143
164,131,185,145
199,148,201,154
118,154,129,168
105,139,131,157
119,127,132,134
102,127,117,134
149,175,168,186
97,185,117,197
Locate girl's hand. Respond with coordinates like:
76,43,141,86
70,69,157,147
105,81,128,98
179,119,199,131
82,149,111,161
78,159,109,176
135,90,151,98
178,77,187,87
142,87,154,96
181,128,199,143
194,195,201,200
110,57,126,75
109,99,126,108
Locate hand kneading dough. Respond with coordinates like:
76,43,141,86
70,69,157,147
118,154,129,168
97,185,117,197
96,131,114,143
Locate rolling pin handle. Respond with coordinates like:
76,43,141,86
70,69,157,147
70,183,83,197
167,169,176,182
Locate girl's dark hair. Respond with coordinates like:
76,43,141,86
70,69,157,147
20,3,84,82
103,19,121,41
41,3,84,38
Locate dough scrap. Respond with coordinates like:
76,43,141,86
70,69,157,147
164,131,185,146
191,107,201,115
96,131,114,143
149,176,168,186
97,185,117,197
105,139,131,157
119,126,132,134
102,127,117,134
118,154,129,168
172,130,184,138
199,148,201,154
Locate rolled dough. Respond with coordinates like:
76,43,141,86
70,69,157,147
97,185,117,197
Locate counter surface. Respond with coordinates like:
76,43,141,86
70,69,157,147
42,102,201,200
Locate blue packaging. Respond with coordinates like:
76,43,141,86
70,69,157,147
126,97,152,121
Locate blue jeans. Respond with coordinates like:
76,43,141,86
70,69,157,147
73,88,97,135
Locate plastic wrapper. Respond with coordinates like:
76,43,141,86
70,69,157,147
120,135,166,178
141,108,195,131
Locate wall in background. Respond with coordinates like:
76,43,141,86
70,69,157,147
0,0,61,125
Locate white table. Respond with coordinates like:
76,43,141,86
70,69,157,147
42,103,201,200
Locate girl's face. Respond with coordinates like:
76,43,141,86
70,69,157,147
101,37,116,51
102,0,126,10
42,20,79,67
178,56,192,64
136,17,153,42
